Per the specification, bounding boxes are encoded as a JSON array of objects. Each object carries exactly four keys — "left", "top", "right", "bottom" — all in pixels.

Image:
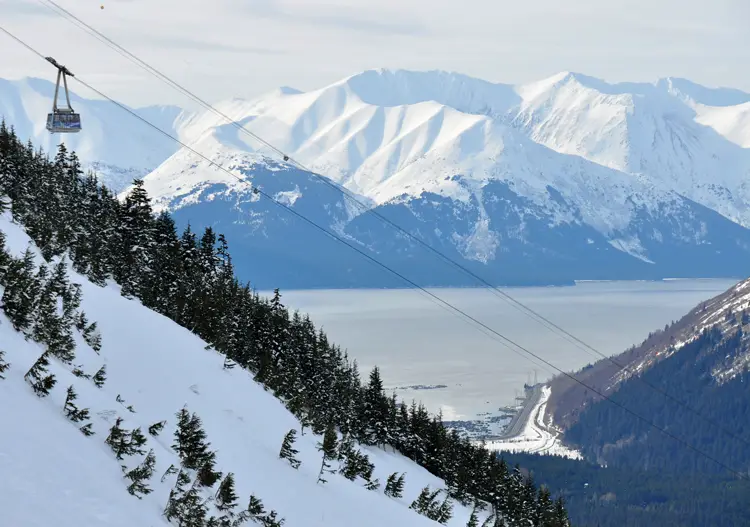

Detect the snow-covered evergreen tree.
[
  {"left": 149, "top": 420, "right": 166, "bottom": 436},
  {"left": 466, "top": 508, "right": 480, "bottom": 527},
  {"left": 24, "top": 351, "right": 56, "bottom": 396},
  {"left": 105, "top": 417, "right": 130, "bottom": 460},
  {"left": 278, "top": 429, "right": 301, "bottom": 469},
  {"left": 384, "top": 472, "right": 405, "bottom": 498},
  {"left": 317, "top": 425, "right": 338, "bottom": 484},
  {"left": 63, "top": 385, "right": 91, "bottom": 423},
  {"left": 125, "top": 449, "right": 156, "bottom": 498},
  {"left": 92, "top": 364, "right": 107, "bottom": 388}
]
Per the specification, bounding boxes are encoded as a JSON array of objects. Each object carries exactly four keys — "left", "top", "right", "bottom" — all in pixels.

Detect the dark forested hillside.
[
  {"left": 566, "top": 323, "right": 750, "bottom": 474},
  {"left": 536, "top": 274, "right": 750, "bottom": 526},
  {"left": 501, "top": 452, "right": 750, "bottom": 527},
  {"left": 0, "top": 121, "right": 570, "bottom": 526}
]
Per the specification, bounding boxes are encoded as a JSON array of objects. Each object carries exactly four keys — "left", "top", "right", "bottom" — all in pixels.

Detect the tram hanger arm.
[{"left": 45, "top": 56, "right": 75, "bottom": 77}]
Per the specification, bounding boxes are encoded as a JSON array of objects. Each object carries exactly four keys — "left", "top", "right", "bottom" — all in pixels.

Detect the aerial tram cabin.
[{"left": 45, "top": 56, "right": 81, "bottom": 134}]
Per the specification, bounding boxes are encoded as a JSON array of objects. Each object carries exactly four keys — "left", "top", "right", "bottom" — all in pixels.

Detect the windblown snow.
[{"left": 0, "top": 213, "right": 484, "bottom": 527}]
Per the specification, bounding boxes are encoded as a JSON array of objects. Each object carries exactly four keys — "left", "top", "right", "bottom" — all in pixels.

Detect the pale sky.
[{"left": 1, "top": 0, "right": 749, "bottom": 108}]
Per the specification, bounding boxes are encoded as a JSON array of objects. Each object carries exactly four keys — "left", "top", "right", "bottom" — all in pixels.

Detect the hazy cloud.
[
  {"left": 229, "top": 0, "right": 428, "bottom": 36},
  {"left": 136, "top": 33, "right": 286, "bottom": 55}
]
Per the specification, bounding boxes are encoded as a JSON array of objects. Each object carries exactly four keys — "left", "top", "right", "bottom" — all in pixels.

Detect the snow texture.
[{"left": 0, "top": 212, "right": 487, "bottom": 527}]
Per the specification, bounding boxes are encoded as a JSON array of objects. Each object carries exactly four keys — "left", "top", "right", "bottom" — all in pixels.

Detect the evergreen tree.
[
  {"left": 63, "top": 385, "right": 91, "bottom": 422},
  {"left": 164, "top": 469, "right": 208, "bottom": 527},
  {"left": 361, "top": 367, "right": 390, "bottom": 446},
  {"left": 24, "top": 351, "right": 56, "bottom": 396},
  {"left": 435, "top": 495, "right": 454, "bottom": 524},
  {"left": 466, "top": 508, "right": 480, "bottom": 527},
  {"left": 149, "top": 420, "right": 166, "bottom": 436},
  {"left": 173, "top": 407, "right": 212, "bottom": 469},
  {"left": 337, "top": 436, "right": 375, "bottom": 482},
  {"left": 1, "top": 249, "right": 38, "bottom": 331},
  {"left": 384, "top": 472, "right": 405, "bottom": 498},
  {"left": 130, "top": 427, "right": 148, "bottom": 456},
  {"left": 93, "top": 364, "right": 107, "bottom": 388},
  {"left": 317, "top": 424, "right": 338, "bottom": 484},
  {"left": 196, "top": 454, "right": 223, "bottom": 488},
  {"left": 278, "top": 429, "right": 301, "bottom": 469},
  {"left": 552, "top": 497, "right": 570, "bottom": 527},
  {"left": 79, "top": 422, "right": 94, "bottom": 436},
  {"left": 0, "top": 350, "right": 9, "bottom": 379},
  {"left": 172, "top": 406, "right": 222, "bottom": 486},
  {"left": 410, "top": 486, "right": 441, "bottom": 517},
  {"left": 105, "top": 417, "right": 134, "bottom": 460},
  {"left": 118, "top": 179, "right": 155, "bottom": 299},
  {"left": 216, "top": 473, "right": 239, "bottom": 512},
  {"left": 125, "top": 449, "right": 156, "bottom": 498}
]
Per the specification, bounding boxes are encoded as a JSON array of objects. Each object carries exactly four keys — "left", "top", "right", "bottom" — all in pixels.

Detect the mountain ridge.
[{"left": 3, "top": 69, "right": 750, "bottom": 288}]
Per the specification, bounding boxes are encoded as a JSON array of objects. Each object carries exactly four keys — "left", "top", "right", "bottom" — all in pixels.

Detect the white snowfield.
[
  {"left": 4, "top": 68, "right": 750, "bottom": 230},
  {"left": 0, "top": 213, "right": 484, "bottom": 527},
  {"left": 485, "top": 387, "right": 581, "bottom": 460}
]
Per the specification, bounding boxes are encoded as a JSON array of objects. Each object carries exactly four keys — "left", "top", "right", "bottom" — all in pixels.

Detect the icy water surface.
[{"left": 271, "top": 280, "right": 738, "bottom": 419}]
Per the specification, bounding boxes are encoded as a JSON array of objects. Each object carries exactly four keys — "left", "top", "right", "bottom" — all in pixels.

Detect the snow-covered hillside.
[
  {"left": 5, "top": 69, "right": 750, "bottom": 287},
  {"left": 0, "top": 213, "right": 485, "bottom": 527}
]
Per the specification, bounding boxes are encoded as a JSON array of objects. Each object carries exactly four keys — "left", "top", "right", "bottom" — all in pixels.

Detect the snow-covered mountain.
[
  {"left": 4, "top": 69, "right": 750, "bottom": 288},
  {"left": 0, "top": 211, "right": 491, "bottom": 526}
]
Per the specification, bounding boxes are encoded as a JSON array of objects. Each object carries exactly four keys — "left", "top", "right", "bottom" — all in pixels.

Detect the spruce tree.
[
  {"left": 278, "top": 429, "right": 301, "bottom": 469},
  {"left": 105, "top": 417, "right": 132, "bottom": 460},
  {"left": 0, "top": 350, "right": 9, "bottom": 379},
  {"left": 384, "top": 472, "right": 405, "bottom": 498},
  {"left": 362, "top": 367, "right": 390, "bottom": 446},
  {"left": 216, "top": 473, "right": 239, "bottom": 512},
  {"left": 24, "top": 351, "right": 56, "bottom": 396},
  {"left": 92, "top": 364, "right": 107, "bottom": 388},
  {"left": 130, "top": 427, "right": 148, "bottom": 456},
  {"left": 63, "top": 385, "right": 91, "bottom": 422},
  {"left": 552, "top": 497, "right": 570, "bottom": 527},
  {"left": 466, "top": 508, "right": 480, "bottom": 527},
  {"left": 118, "top": 179, "right": 155, "bottom": 299},
  {"left": 435, "top": 495, "right": 454, "bottom": 524},
  {"left": 2, "top": 249, "right": 38, "bottom": 331},
  {"left": 196, "top": 454, "right": 223, "bottom": 488},
  {"left": 317, "top": 424, "right": 338, "bottom": 484},
  {"left": 125, "top": 449, "right": 156, "bottom": 498},
  {"left": 149, "top": 420, "right": 166, "bottom": 436}
]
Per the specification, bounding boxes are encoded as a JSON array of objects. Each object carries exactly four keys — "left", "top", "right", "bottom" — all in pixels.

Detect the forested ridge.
[
  {"left": 502, "top": 452, "right": 750, "bottom": 527},
  {"left": 566, "top": 322, "right": 750, "bottom": 474},
  {"left": 0, "top": 121, "right": 570, "bottom": 526}
]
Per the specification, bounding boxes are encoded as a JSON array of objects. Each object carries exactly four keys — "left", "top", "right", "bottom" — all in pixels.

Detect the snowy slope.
[
  {"left": 0, "top": 213, "right": 484, "bottom": 527},
  {"left": 0, "top": 77, "right": 194, "bottom": 192},
  {"left": 513, "top": 72, "right": 750, "bottom": 227}
]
